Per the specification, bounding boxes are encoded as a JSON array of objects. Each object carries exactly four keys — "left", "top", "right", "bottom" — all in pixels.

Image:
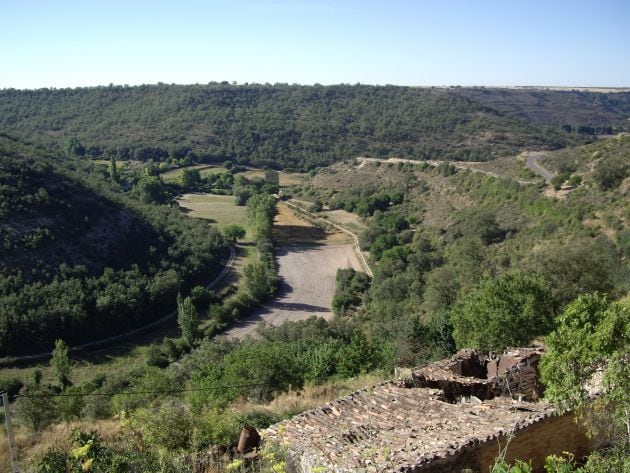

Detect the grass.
[
  {"left": 273, "top": 202, "right": 351, "bottom": 245},
  {"left": 160, "top": 165, "right": 306, "bottom": 186},
  {"left": 242, "top": 170, "right": 306, "bottom": 186},
  {"left": 176, "top": 193, "right": 253, "bottom": 242},
  {"left": 160, "top": 164, "right": 229, "bottom": 182}
]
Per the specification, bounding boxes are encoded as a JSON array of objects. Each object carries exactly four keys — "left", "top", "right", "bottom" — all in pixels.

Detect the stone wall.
[{"left": 479, "top": 412, "right": 598, "bottom": 472}]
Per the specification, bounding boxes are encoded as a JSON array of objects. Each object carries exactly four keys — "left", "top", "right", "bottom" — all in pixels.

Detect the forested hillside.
[
  {"left": 455, "top": 88, "right": 630, "bottom": 132},
  {"left": 0, "top": 135, "right": 228, "bottom": 355},
  {"left": 0, "top": 84, "right": 581, "bottom": 170},
  {"left": 294, "top": 134, "right": 629, "bottom": 362}
]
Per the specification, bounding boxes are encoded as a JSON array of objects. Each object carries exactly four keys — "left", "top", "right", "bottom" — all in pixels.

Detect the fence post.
[{"left": 2, "top": 392, "right": 19, "bottom": 473}]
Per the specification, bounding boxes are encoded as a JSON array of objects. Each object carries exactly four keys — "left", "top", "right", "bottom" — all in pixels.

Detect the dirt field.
[
  {"left": 222, "top": 244, "right": 363, "bottom": 339},
  {"left": 273, "top": 202, "right": 351, "bottom": 245}
]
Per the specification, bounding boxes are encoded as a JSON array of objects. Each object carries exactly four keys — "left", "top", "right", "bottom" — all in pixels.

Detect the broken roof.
[{"left": 263, "top": 348, "right": 553, "bottom": 472}]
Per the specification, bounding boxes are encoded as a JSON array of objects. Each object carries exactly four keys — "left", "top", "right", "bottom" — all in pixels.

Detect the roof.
[
  {"left": 263, "top": 348, "right": 553, "bottom": 472},
  {"left": 264, "top": 381, "right": 556, "bottom": 472}
]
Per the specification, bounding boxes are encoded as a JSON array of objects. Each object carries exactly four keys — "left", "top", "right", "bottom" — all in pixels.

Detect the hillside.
[
  {"left": 0, "top": 135, "right": 227, "bottom": 355},
  {"left": 291, "top": 139, "right": 629, "bottom": 357},
  {"left": 0, "top": 84, "right": 582, "bottom": 170},
  {"left": 454, "top": 87, "right": 630, "bottom": 132}
]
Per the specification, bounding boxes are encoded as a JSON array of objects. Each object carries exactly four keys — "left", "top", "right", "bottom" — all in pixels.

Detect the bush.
[{"left": 451, "top": 271, "right": 553, "bottom": 351}]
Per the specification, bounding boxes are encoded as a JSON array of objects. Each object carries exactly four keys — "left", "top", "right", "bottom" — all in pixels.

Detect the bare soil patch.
[
  {"left": 222, "top": 244, "right": 363, "bottom": 339},
  {"left": 273, "top": 202, "right": 350, "bottom": 245}
]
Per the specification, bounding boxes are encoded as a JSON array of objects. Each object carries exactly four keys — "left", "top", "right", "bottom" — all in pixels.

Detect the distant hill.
[
  {"left": 454, "top": 87, "right": 630, "bottom": 132},
  {"left": 0, "top": 135, "right": 227, "bottom": 355},
  {"left": 0, "top": 84, "right": 583, "bottom": 170}
]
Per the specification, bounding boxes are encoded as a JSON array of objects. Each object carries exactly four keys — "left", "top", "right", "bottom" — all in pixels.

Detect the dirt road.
[
  {"left": 524, "top": 151, "right": 555, "bottom": 183},
  {"left": 222, "top": 244, "right": 363, "bottom": 339}
]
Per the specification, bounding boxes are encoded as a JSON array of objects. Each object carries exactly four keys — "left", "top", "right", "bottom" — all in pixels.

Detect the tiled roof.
[{"left": 263, "top": 348, "right": 553, "bottom": 472}]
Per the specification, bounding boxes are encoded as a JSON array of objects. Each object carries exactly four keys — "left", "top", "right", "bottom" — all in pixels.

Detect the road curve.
[
  {"left": 524, "top": 152, "right": 555, "bottom": 183},
  {"left": 0, "top": 246, "right": 237, "bottom": 364}
]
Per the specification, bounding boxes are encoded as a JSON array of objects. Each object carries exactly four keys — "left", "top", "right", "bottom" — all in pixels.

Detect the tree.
[
  {"left": 15, "top": 384, "right": 58, "bottom": 431},
  {"left": 337, "top": 331, "right": 383, "bottom": 377},
  {"left": 135, "top": 176, "right": 168, "bottom": 204},
  {"left": 64, "top": 137, "right": 85, "bottom": 157},
  {"left": 244, "top": 262, "right": 276, "bottom": 300},
  {"left": 593, "top": 156, "right": 629, "bottom": 190},
  {"left": 422, "top": 265, "right": 461, "bottom": 314},
  {"left": 179, "top": 168, "right": 202, "bottom": 190},
  {"left": 310, "top": 200, "right": 323, "bottom": 213},
  {"left": 51, "top": 339, "right": 71, "bottom": 389},
  {"left": 177, "top": 294, "right": 199, "bottom": 345},
  {"left": 109, "top": 155, "right": 118, "bottom": 182},
  {"left": 222, "top": 224, "right": 246, "bottom": 244},
  {"left": 264, "top": 169, "right": 280, "bottom": 186},
  {"left": 451, "top": 271, "right": 553, "bottom": 351},
  {"left": 521, "top": 237, "right": 617, "bottom": 312},
  {"left": 539, "top": 294, "right": 629, "bottom": 444}
]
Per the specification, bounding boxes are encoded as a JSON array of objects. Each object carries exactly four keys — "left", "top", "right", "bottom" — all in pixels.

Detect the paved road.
[{"left": 524, "top": 152, "right": 555, "bottom": 183}]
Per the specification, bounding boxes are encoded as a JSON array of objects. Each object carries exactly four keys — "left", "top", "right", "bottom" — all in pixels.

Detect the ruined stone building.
[{"left": 264, "top": 348, "right": 599, "bottom": 473}]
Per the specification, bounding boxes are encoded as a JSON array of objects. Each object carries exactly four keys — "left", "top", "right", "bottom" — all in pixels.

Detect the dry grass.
[
  {"left": 1, "top": 419, "right": 122, "bottom": 473},
  {"left": 320, "top": 209, "right": 367, "bottom": 234},
  {"left": 237, "top": 373, "right": 386, "bottom": 419},
  {"left": 242, "top": 170, "right": 306, "bottom": 186}
]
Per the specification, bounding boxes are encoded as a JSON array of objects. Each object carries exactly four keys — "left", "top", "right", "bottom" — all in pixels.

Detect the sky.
[{"left": 1, "top": 0, "right": 629, "bottom": 89}]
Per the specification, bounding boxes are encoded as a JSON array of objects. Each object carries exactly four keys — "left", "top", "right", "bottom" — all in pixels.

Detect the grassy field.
[
  {"left": 242, "top": 169, "right": 307, "bottom": 186},
  {"left": 160, "top": 164, "right": 306, "bottom": 186},
  {"left": 273, "top": 202, "right": 351, "bottom": 245},
  {"left": 176, "top": 193, "right": 254, "bottom": 242},
  {"left": 160, "top": 164, "right": 229, "bottom": 182}
]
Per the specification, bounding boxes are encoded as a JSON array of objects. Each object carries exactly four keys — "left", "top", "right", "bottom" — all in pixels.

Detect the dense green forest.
[
  {"left": 0, "top": 135, "right": 228, "bottom": 355},
  {"left": 0, "top": 84, "right": 587, "bottom": 170}
]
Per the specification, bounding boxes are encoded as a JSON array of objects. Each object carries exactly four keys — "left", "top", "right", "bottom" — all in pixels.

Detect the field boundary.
[{"left": 284, "top": 200, "right": 373, "bottom": 277}]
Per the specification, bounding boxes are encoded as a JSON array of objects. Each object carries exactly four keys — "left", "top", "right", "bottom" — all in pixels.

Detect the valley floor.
[{"left": 222, "top": 244, "right": 362, "bottom": 339}]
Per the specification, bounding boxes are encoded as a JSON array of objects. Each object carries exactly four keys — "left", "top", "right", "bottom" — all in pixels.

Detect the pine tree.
[
  {"left": 177, "top": 294, "right": 199, "bottom": 345},
  {"left": 51, "top": 339, "right": 72, "bottom": 389},
  {"left": 109, "top": 155, "right": 119, "bottom": 182}
]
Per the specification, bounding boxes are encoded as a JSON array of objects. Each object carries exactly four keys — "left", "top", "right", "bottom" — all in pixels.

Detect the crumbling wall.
[
  {"left": 411, "top": 348, "right": 544, "bottom": 403},
  {"left": 479, "top": 412, "right": 597, "bottom": 472}
]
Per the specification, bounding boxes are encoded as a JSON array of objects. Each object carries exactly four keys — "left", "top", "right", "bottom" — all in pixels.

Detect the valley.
[{"left": 0, "top": 85, "right": 628, "bottom": 473}]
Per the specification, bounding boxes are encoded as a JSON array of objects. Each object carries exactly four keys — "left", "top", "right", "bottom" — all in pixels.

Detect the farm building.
[{"left": 263, "top": 348, "right": 601, "bottom": 472}]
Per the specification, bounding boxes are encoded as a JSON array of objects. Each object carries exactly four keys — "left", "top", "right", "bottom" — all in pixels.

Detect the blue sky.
[{"left": 1, "top": 0, "right": 629, "bottom": 89}]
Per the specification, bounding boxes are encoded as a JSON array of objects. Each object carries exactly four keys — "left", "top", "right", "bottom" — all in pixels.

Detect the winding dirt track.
[
  {"left": 222, "top": 244, "right": 363, "bottom": 339},
  {"left": 524, "top": 151, "right": 555, "bottom": 183}
]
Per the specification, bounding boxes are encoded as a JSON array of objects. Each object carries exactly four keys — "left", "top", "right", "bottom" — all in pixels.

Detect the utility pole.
[{"left": 1, "top": 392, "right": 19, "bottom": 473}]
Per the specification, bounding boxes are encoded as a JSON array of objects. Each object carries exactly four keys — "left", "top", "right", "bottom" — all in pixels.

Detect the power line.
[{"left": 14, "top": 381, "right": 268, "bottom": 398}]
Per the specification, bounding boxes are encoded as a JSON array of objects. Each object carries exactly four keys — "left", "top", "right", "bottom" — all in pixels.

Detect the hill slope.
[
  {"left": 0, "top": 135, "right": 227, "bottom": 355},
  {"left": 0, "top": 84, "right": 580, "bottom": 170}
]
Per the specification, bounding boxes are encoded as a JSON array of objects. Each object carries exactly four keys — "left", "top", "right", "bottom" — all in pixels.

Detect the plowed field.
[{"left": 223, "top": 244, "right": 363, "bottom": 338}]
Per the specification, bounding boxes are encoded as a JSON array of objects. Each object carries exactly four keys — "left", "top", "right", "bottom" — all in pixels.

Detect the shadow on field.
[{"left": 273, "top": 224, "right": 327, "bottom": 244}]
